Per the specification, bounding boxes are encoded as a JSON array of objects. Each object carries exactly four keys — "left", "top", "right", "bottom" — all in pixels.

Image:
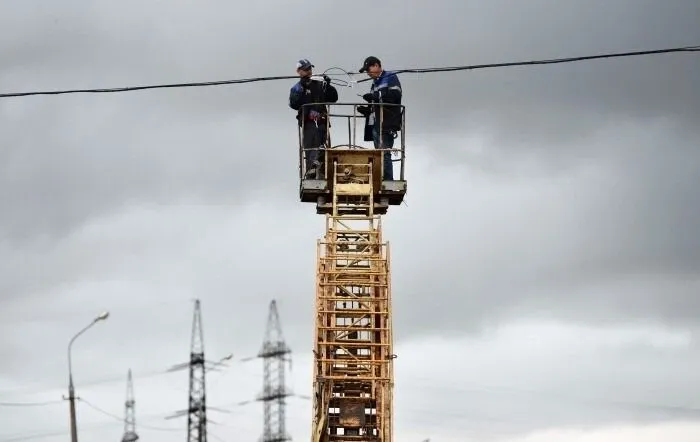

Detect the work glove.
[
  {"left": 323, "top": 75, "right": 331, "bottom": 84},
  {"left": 362, "top": 93, "right": 375, "bottom": 102},
  {"left": 357, "top": 105, "right": 372, "bottom": 116}
]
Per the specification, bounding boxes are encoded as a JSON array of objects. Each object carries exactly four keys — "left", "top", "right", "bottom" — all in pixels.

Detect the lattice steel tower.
[
  {"left": 257, "top": 299, "right": 292, "bottom": 442},
  {"left": 121, "top": 369, "right": 139, "bottom": 442},
  {"left": 298, "top": 102, "right": 407, "bottom": 442},
  {"left": 187, "top": 299, "right": 208, "bottom": 442}
]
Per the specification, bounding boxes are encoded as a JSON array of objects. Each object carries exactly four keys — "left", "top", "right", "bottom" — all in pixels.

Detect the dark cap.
[
  {"left": 359, "top": 56, "right": 381, "bottom": 73},
  {"left": 296, "top": 58, "right": 314, "bottom": 70}
]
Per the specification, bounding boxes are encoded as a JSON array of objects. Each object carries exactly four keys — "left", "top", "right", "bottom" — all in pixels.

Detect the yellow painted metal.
[{"left": 310, "top": 151, "right": 394, "bottom": 442}]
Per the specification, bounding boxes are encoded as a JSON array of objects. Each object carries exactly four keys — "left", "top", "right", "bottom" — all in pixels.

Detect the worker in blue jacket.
[
  {"left": 358, "top": 56, "right": 402, "bottom": 181},
  {"left": 289, "top": 58, "right": 338, "bottom": 179}
]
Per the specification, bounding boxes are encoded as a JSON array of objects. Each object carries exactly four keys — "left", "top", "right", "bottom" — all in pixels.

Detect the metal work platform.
[{"left": 297, "top": 103, "right": 407, "bottom": 215}]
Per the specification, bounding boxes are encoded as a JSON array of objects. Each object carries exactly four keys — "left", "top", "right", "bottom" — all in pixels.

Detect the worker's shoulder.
[
  {"left": 373, "top": 70, "right": 401, "bottom": 89},
  {"left": 384, "top": 70, "right": 401, "bottom": 82}
]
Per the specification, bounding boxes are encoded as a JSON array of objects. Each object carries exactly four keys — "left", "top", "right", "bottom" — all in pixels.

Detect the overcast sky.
[{"left": 1, "top": 0, "right": 700, "bottom": 441}]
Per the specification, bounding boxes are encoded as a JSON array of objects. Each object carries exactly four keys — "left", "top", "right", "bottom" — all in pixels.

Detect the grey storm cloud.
[
  {"left": 1, "top": 0, "right": 700, "bottom": 440},
  {"left": 391, "top": 121, "right": 700, "bottom": 335},
  {"left": 1, "top": 0, "right": 697, "bottom": 240}
]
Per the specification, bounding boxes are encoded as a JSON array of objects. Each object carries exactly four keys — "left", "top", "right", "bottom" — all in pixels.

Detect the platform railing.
[{"left": 297, "top": 102, "right": 406, "bottom": 182}]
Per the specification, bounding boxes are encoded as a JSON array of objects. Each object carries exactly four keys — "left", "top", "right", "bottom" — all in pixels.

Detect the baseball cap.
[
  {"left": 359, "top": 56, "right": 381, "bottom": 73},
  {"left": 296, "top": 58, "right": 314, "bottom": 70}
]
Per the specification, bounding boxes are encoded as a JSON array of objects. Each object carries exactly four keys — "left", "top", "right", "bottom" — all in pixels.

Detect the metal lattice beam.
[
  {"left": 258, "top": 300, "right": 292, "bottom": 442},
  {"left": 311, "top": 156, "right": 395, "bottom": 442},
  {"left": 121, "top": 369, "right": 139, "bottom": 442},
  {"left": 187, "top": 299, "right": 207, "bottom": 442}
]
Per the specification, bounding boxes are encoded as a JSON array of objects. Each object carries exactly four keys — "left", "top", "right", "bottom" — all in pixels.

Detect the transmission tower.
[
  {"left": 187, "top": 299, "right": 208, "bottom": 442},
  {"left": 256, "top": 299, "right": 292, "bottom": 442},
  {"left": 121, "top": 369, "right": 139, "bottom": 442},
  {"left": 298, "top": 102, "right": 406, "bottom": 441}
]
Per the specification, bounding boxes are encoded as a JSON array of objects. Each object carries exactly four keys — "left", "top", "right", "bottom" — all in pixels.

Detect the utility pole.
[
  {"left": 68, "top": 377, "right": 78, "bottom": 442},
  {"left": 66, "top": 311, "right": 110, "bottom": 442},
  {"left": 187, "top": 299, "right": 208, "bottom": 442},
  {"left": 257, "top": 299, "right": 292, "bottom": 442},
  {"left": 121, "top": 369, "right": 139, "bottom": 442}
]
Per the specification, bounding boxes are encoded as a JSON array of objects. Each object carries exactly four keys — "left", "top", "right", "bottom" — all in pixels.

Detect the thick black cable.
[
  {"left": 0, "top": 74, "right": 297, "bottom": 98},
  {"left": 356, "top": 44, "right": 700, "bottom": 81},
  {"left": 0, "top": 45, "right": 697, "bottom": 98}
]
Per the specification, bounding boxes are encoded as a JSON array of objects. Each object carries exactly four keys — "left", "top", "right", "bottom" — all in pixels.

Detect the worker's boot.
[
  {"left": 309, "top": 160, "right": 321, "bottom": 179},
  {"left": 305, "top": 160, "right": 319, "bottom": 179}
]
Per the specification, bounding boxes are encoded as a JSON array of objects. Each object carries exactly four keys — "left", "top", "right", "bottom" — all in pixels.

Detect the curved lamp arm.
[{"left": 67, "top": 312, "right": 110, "bottom": 385}]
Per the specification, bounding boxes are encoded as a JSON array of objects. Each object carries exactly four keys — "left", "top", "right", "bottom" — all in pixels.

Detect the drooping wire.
[
  {"left": 0, "top": 44, "right": 697, "bottom": 98},
  {"left": 78, "top": 397, "right": 181, "bottom": 432},
  {"left": 322, "top": 66, "right": 358, "bottom": 89}
]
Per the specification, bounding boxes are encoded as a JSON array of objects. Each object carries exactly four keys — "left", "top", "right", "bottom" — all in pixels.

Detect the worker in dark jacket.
[
  {"left": 359, "top": 56, "right": 402, "bottom": 181},
  {"left": 289, "top": 58, "right": 339, "bottom": 179}
]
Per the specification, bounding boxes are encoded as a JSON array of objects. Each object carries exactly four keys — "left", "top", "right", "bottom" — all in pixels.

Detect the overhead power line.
[
  {"left": 0, "top": 44, "right": 698, "bottom": 99},
  {"left": 0, "top": 400, "right": 63, "bottom": 407},
  {"left": 79, "top": 397, "right": 181, "bottom": 432},
  {"left": 4, "top": 380, "right": 700, "bottom": 441},
  {"left": 381, "top": 44, "right": 700, "bottom": 77}
]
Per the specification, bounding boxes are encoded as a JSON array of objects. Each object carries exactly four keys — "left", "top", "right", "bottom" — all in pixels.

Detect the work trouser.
[
  {"left": 302, "top": 118, "right": 328, "bottom": 178},
  {"left": 372, "top": 126, "right": 395, "bottom": 181}
]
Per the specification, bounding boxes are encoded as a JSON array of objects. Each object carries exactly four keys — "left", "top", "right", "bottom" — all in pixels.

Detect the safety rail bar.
[{"left": 297, "top": 102, "right": 406, "bottom": 182}]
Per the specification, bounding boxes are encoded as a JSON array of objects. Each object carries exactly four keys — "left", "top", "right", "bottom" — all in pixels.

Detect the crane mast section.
[{"left": 311, "top": 162, "right": 394, "bottom": 442}]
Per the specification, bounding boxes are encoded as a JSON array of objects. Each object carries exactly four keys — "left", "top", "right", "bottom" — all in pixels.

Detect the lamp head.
[{"left": 95, "top": 311, "right": 110, "bottom": 321}]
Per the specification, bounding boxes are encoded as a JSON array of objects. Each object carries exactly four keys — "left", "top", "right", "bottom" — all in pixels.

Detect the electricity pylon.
[
  {"left": 121, "top": 369, "right": 138, "bottom": 442},
  {"left": 257, "top": 300, "right": 292, "bottom": 442}
]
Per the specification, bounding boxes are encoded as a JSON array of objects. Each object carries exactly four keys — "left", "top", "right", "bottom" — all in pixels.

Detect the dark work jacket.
[
  {"left": 368, "top": 70, "right": 403, "bottom": 132},
  {"left": 289, "top": 76, "right": 339, "bottom": 127}
]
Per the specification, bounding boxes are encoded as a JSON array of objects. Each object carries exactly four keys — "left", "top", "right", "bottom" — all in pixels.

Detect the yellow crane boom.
[{"left": 299, "top": 103, "right": 406, "bottom": 442}]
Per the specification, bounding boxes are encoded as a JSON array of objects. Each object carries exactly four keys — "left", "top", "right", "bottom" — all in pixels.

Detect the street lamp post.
[{"left": 68, "top": 311, "right": 110, "bottom": 442}]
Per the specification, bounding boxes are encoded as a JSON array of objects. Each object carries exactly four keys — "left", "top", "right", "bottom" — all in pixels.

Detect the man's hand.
[
  {"left": 362, "top": 92, "right": 375, "bottom": 102},
  {"left": 357, "top": 105, "right": 372, "bottom": 116},
  {"left": 323, "top": 75, "right": 331, "bottom": 84}
]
